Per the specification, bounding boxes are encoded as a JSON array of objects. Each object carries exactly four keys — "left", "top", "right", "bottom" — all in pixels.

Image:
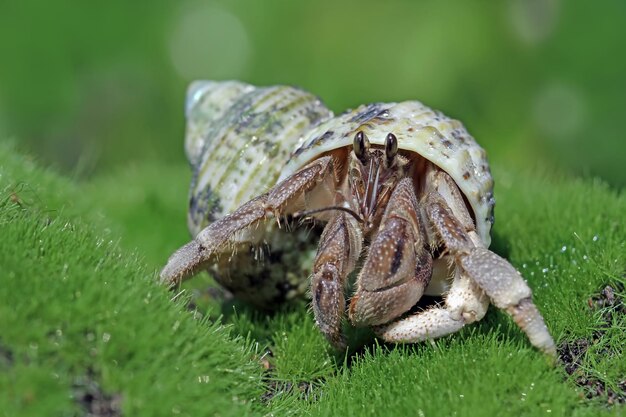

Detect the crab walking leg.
[
  {"left": 379, "top": 169, "right": 556, "bottom": 357},
  {"left": 375, "top": 267, "right": 488, "bottom": 341},
  {"left": 160, "top": 156, "right": 336, "bottom": 286},
  {"left": 311, "top": 213, "right": 363, "bottom": 348},
  {"left": 349, "top": 178, "right": 433, "bottom": 327},
  {"left": 375, "top": 174, "right": 487, "bottom": 340}
]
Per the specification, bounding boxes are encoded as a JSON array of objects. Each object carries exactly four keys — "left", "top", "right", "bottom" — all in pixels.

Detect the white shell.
[
  {"left": 279, "top": 101, "right": 495, "bottom": 245},
  {"left": 185, "top": 80, "right": 333, "bottom": 236},
  {"left": 183, "top": 81, "right": 334, "bottom": 305}
]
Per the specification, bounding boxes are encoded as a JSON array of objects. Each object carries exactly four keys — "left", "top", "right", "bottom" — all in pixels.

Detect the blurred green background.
[{"left": 0, "top": 0, "right": 624, "bottom": 185}]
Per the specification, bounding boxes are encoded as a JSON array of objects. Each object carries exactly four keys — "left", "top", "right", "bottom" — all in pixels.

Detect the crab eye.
[
  {"left": 353, "top": 131, "right": 370, "bottom": 161},
  {"left": 385, "top": 132, "right": 398, "bottom": 162}
]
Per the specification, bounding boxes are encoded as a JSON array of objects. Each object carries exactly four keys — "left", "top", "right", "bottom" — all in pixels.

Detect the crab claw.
[{"left": 459, "top": 247, "right": 557, "bottom": 358}]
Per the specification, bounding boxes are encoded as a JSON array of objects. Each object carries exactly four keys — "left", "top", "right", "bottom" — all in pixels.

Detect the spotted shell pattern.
[
  {"left": 184, "top": 81, "right": 495, "bottom": 305},
  {"left": 280, "top": 101, "right": 495, "bottom": 245},
  {"left": 185, "top": 80, "right": 333, "bottom": 235},
  {"left": 185, "top": 81, "right": 333, "bottom": 305}
]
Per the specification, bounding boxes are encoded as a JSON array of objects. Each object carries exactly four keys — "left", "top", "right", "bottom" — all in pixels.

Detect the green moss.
[
  {"left": 270, "top": 309, "right": 335, "bottom": 383},
  {"left": 1, "top": 143, "right": 624, "bottom": 416},
  {"left": 307, "top": 341, "right": 582, "bottom": 417},
  {"left": 0, "top": 144, "right": 263, "bottom": 416}
]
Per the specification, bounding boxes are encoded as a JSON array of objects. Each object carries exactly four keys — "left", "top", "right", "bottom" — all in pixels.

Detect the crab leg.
[
  {"left": 160, "top": 156, "right": 337, "bottom": 286},
  {"left": 349, "top": 177, "right": 433, "bottom": 327},
  {"left": 425, "top": 171, "right": 556, "bottom": 357},
  {"left": 378, "top": 170, "right": 555, "bottom": 357},
  {"left": 311, "top": 212, "right": 362, "bottom": 348},
  {"left": 375, "top": 266, "right": 488, "bottom": 341},
  {"left": 374, "top": 178, "right": 489, "bottom": 341},
  {"left": 370, "top": 176, "right": 488, "bottom": 343},
  {"left": 389, "top": 169, "right": 555, "bottom": 356}
]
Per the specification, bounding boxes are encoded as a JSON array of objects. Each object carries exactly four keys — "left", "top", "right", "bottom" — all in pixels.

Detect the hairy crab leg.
[
  {"left": 374, "top": 174, "right": 489, "bottom": 341},
  {"left": 377, "top": 169, "right": 555, "bottom": 357},
  {"left": 160, "top": 156, "right": 336, "bottom": 286},
  {"left": 425, "top": 170, "right": 555, "bottom": 356},
  {"left": 349, "top": 177, "right": 433, "bottom": 327},
  {"left": 311, "top": 212, "right": 363, "bottom": 348},
  {"left": 375, "top": 266, "right": 488, "bottom": 341}
]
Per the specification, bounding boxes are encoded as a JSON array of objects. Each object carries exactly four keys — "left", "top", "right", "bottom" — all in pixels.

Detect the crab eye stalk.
[
  {"left": 353, "top": 131, "right": 370, "bottom": 161},
  {"left": 385, "top": 132, "right": 398, "bottom": 164}
]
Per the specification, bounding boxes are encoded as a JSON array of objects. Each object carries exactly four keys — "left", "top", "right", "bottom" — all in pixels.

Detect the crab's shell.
[
  {"left": 280, "top": 101, "right": 495, "bottom": 246},
  {"left": 184, "top": 81, "right": 333, "bottom": 305},
  {"left": 184, "top": 80, "right": 333, "bottom": 236},
  {"left": 183, "top": 81, "right": 495, "bottom": 305}
]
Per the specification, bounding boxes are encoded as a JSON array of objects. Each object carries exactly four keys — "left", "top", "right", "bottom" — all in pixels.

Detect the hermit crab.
[{"left": 161, "top": 81, "right": 556, "bottom": 356}]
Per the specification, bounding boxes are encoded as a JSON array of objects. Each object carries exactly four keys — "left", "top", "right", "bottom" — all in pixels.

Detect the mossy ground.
[{"left": 1, "top": 142, "right": 624, "bottom": 416}]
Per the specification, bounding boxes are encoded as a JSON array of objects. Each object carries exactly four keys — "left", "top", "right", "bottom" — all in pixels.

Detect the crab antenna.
[{"left": 293, "top": 206, "right": 364, "bottom": 223}]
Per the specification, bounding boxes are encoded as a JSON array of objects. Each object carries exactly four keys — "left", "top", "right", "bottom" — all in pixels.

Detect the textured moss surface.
[{"left": 1, "top": 143, "right": 624, "bottom": 416}]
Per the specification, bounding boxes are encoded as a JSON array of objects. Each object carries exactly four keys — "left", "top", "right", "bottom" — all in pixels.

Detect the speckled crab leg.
[
  {"left": 160, "top": 156, "right": 336, "bottom": 286},
  {"left": 311, "top": 212, "right": 362, "bottom": 349},
  {"left": 376, "top": 266, "right": 489, "bottom": 342},
  {"left": 378, "top": 170, "right": 556, "bottom": 357}
]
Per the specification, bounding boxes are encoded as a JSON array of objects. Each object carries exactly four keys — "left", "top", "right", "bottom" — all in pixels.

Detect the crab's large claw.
[
  {"left": 459, "top": 248, "right": 556, "bottom": 357},
  {"left": 349, "top": 178, "right": 433, "bottom": 328}
]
